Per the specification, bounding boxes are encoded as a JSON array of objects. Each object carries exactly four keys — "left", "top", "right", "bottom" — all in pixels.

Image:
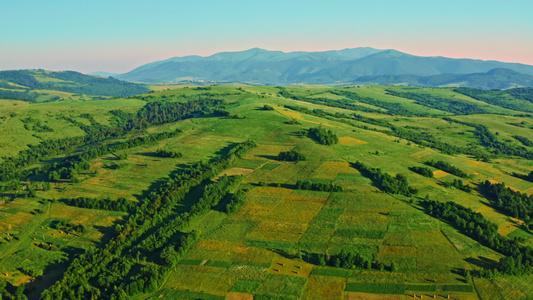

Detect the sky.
[{"left": 1, "top": 0, "right": 533, "bottom": 74}]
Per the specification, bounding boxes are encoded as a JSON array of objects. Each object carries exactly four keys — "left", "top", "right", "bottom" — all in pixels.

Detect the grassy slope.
[{"left": 0, "top": 85, "right": 532, "bottom": 299}]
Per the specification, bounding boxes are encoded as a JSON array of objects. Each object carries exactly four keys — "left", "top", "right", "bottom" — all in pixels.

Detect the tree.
[{"left": 390, "top": 262, "right": 397, "bottom": 272}]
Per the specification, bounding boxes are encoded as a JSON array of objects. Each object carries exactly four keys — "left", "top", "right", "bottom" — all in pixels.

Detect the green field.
[{"left": 0, "top": 85, "right": 532, "bottom": 299}]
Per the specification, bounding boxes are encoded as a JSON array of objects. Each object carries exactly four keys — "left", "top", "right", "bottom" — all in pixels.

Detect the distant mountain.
[
  {"left": 115, "top": 48, "right": 533, "bottom": 88},
  {"left": 0, "top": 70, "right": 149, "bottom": 101},
  {"left": 87, "top": 71, "right": 119, "bottom": 77},
  {"left": 352, "top": 68, "right": 533, "bottom": 89}
]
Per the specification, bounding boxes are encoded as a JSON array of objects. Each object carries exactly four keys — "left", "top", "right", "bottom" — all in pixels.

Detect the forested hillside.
[{"left": 0, "top": 70, "right": 148, "bottom": 102}]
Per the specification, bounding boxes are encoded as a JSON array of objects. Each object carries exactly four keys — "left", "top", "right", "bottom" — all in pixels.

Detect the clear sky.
[{"left": 2, "top": 0, "right": 532, "bottom": 73}]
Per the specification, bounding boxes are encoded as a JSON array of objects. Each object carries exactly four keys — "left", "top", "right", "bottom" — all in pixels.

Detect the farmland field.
[{"left": 0, "top": 85, "right": 532, "bottom": 299}]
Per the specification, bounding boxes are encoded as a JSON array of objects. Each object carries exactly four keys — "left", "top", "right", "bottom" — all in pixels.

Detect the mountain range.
[{"left": 113, "top": 47, "right": 533, "bottom": 89}]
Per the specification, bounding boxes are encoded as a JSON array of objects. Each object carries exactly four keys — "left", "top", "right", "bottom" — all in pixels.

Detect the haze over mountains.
[{"left": 113, "top": 47, "right": 533, "bottom": 89}]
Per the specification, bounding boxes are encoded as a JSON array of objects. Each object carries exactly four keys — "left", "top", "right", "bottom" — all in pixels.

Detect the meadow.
[{"left": 0, "top": 84, "right": 532, "bottom": 299}]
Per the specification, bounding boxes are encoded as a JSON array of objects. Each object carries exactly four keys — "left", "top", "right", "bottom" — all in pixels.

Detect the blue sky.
[{"left": 2, "top": 0, "right": 532, "bottom": 73}]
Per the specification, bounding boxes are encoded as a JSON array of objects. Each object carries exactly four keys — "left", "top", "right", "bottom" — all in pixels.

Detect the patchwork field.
[{"left": 0, "top": 85, "right": 532, "bottom": 299}]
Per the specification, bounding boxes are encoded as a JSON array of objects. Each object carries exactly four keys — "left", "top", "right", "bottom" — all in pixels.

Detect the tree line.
[
  {"left": 283, "top": 104, "right": 489, "bottom": 159},
  {"left": 511, "top": 171, "right": 533, "bottom": 183},
  {"left": 409, "top": 166, "right": 434, "bottom": 178},
  {"left": 276, "top": 87, "right": 382, "bottom": 114},
  {"left": 424, "top": 160, "right": 468, "bottom": 178},
  {"left": 480, "top": 180, "right": 533, "bottom": 223},
  {"left": 352, "top": 161, "right": 417, "bottom": 196},
  {"left": 295, "top": 180, "right": 343, "bottom": 192},
  {"left": 155, "top": 149, "right": 183, "bottom": 158},
  {"left": 0, "top": 97, "right": 225, "bottom": 183},
  {"left": 473, "top": 124, "right": 533, "bottom": 159},
  {"left": 455, "top": 87, "right": 533, "bottom": 113},
  {"left": 385, "top": 89, "right": 485, "bottom": 115},
  {"left": 442, "top": 179, "right": 472, "bottom": 193},
  {"left": 423, "top": 200, "right": 533, "bottom": 276},
  {"left": 40, "top": 140, "right": 256, "bottom": 299},
  {"left": 225, "top": 189, "right": 247, "bottom": 214},
  {"left": 513, "top": 135, "right": 533, "bottom": 147},
  {"left": 62, "top": 196, "right": 135, "bottom": 213}
]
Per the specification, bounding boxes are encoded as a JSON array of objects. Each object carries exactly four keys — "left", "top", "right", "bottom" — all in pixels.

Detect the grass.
[
  {"left": 1, "top": 85, "right": 533, "bottom": 298},
  {"left": 344, "top": 282, "right": 405, "bottom": 294},
  {"left": 310, "top": 268, "right": 352, "bottom": 278},
  {"left": 257, "top": 274, "right": 308, "bottom": 298},
  {"left": 230, "top": 279, "right": 262, "bottom": 293}
]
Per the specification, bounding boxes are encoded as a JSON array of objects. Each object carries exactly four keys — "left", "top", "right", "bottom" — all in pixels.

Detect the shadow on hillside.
[{"left": 464, "top": 256, "right": 497, "bottom": 269}]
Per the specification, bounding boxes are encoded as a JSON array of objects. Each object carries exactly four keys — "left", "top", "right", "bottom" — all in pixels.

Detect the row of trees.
[
  {"left": 480, "top": 180, "right": 533, "bottom": 222},
  {"left": 41, "top": 140, "right": 256, "bottom": 299},
  {"left": 155, "top": 149, "right": 183, "bottom": 158},
  {"left": 442, "top": 179, "right": 472, "bottom": 193},
  {"left": 473, "top": 124, "right": 533, "bottom": 159},
  {"left": 283, "top": 104, "right": 489, "bottom": 159},
  {"left": 423, "top": 200, "right": 533, "bottom": 275},
  {"left": 63, "top": 196, "right": 135, "bottom": 212},
  {"left": 512, "top": 171, "right": 533, "bottom": 183},
  {"left": 0, "top": 97, "right": 226, "bottom": 183},
  {"left": 409, "top": 166, "right": 434, "bottom": 178},
  {"left": 385, "top": 89, "right": 485, "bottom": 115},
  {"left": 276, "top": 87, "right": 382, "bottom": 114},
  {"left": 352, "top": 161, "right": 417, "bottom": 196},
  {"left": 225, "top": 190, "right": 247, "bottom": 214},
  {"left": 513, "top": 135, "right": 533, "bottom": 147},
  {"left": 295, "top": 180, "right": 343, "bottom": 192},
  {"left": 455, "top": 87, "right": 533, "bottom": 113},
  {"left": 425, "top": 160, "right": 468, "bottom": 178}
]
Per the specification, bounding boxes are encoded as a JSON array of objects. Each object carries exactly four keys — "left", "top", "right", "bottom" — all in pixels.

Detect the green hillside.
[
  {"left": 0, "top": 85, "right": 532, "bottom": 300},
  {"left": 0, "top": 70, "right": 149, "bottom": 102}
]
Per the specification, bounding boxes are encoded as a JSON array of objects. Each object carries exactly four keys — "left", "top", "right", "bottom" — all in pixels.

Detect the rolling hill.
[
  {"left": 0, "top": 69, "right": 149, "bottom": 102},
  {"left": 0, "top": 85, "right": 533, "bottom": 299},
  {"left": 116, "top": 47, "right": 533, "bottom": 88},
  {"left": 352, "top": 68, "right": 533, "bottom": 89}
]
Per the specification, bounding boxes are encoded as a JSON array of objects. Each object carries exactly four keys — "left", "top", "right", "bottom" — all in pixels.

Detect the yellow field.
[
  {"left": 433, "top": 170, "right": 450, "bottom": 178},
  {"left": 0, "top": 212, "right": 34, "bottom": 234},
  {"left": 274, "top": 107, "right": 343, "bottom": 128},
  {"left": 217, "top": 168, "right": 255, "bottom": 178},
  {"left": 338, "top": 136, "right": 368, "bottom": 146},
  {"left": 227, "top": 292, "right": 254, "bottom": 300},
  {"left": 303, "top": 276, "right": 346, "bottom": 300}
]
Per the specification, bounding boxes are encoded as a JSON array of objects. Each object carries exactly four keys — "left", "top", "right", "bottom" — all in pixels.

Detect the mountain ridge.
[{"left": 115, "top": 47, "right": 533, "bottom": 88}]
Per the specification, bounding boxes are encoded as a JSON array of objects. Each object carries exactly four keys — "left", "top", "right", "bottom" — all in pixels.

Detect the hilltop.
[{"left": 0, "top": 69, "right": 149, "bottom": 102}]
